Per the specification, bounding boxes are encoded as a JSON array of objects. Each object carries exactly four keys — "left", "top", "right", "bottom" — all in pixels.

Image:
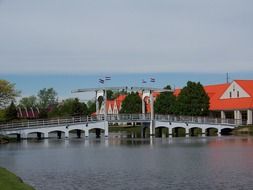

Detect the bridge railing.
[
  {"left": 0, "top": 115, "right": 106, "bottom": 130},
  {"left": 107, "top": 114, "right": 150, "bottom": 121},
  {"left": 155, "top": 114, "right": 239, "bottom": 125}
]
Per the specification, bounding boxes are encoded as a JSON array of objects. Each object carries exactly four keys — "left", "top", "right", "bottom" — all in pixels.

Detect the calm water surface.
[{"left": 1, "top": 136, "right": 253, "bottom": 190}]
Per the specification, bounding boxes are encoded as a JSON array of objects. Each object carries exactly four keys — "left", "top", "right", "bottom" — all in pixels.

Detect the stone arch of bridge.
[
  {"left": 172, "top": 126, "right": 186, "bottom": 137},
  {"left": 88, "top": 128, "right": 105, "bottom": 138},
  {"left": 68, "top": 128, "right": 86, "bottom": 138},
  {"left": 26, "top": 131, "right": 46, "bottom": 139},
  {"left": 48, "top": 130, "right": 66, "bottom": 139},
  {"left": 155, "top": 126, "right": 169, "bottom": 138},
  {"left": 189, "top": 127, "right": 202, "bottom": 137},
  {"left": 205, "top": 127, "right": 218, "bottom": 136},
  {"left": 220, "top": 128, "right": 233, "bottom": 135}
]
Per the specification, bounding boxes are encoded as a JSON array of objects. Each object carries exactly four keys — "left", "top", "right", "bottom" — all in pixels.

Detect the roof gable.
[{"left": 220, "top": 81, "right": 250, "bottom": 99}]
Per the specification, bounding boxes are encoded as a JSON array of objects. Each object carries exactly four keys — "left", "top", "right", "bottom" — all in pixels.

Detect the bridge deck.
[{"left": 0, "top": 114, "right": 239, "bottom": 131}]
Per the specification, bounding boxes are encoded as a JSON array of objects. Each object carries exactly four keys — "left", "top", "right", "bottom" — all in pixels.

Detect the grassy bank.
[
  {"left": 233, "top": 125, "right": 253, "bottom": 135},
  {"left": 0, "top": 136, "right": 9, "bottom": 144},
  {"left": 0, "top": 167, "right": 35, "bottom": 190}
]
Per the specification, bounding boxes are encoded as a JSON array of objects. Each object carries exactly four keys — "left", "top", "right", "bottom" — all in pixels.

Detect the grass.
[
  {"left": 0, "top": 167, "right": 35, "bottom": 190},
  {"left": 233, "top": 125, "right": 253, "bottom": 135}
]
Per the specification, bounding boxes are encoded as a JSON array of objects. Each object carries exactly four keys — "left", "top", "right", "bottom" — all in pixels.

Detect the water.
[{"left": 1, "top": 136, "right": 253, "bottom": 190}]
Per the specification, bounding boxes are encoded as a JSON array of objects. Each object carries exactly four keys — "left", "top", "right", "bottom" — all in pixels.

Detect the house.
[
  {"left": 17, "top": 107, "right": 40, "bottom": 119},
  {"left": 175, "top": 80, "right": 253, "bottom": 125}
]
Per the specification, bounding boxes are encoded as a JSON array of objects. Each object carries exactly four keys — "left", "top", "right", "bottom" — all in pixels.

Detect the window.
[
  {"left": 237, "top": 91, "right": 240, "bottom": 98},
  {"left": 229, "top": 92, "right": 232, "bottom": 98}
]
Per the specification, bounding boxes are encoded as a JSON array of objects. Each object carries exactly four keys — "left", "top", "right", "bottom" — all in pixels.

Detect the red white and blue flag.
[
  {"left": 150, "top": 78, "right": 155, "bottom": 82},
  {"left": 142, "top": 79, "right": 147, "bottom": 84},
  {"left": 99, "top": 79, "right": 105, "bottom": 84},
  {"left": 105, "top": 76, "right": 111, "bottom": 81}
]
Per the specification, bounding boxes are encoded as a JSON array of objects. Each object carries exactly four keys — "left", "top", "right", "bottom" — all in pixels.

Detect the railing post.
[{"left": 28, "top": 120, "right": 29, "bottom": 127}]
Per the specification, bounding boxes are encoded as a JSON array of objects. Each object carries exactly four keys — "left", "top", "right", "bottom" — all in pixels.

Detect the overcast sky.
[{"left": 0, "top": 0, "right": 253, "bottom": 74}]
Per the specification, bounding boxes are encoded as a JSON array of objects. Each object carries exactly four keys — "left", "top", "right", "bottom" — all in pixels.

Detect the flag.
[
  {"left": 142, "top": 79, "right": 147, "bottom": 84},
  {"left": 105, "top": 76, "right": 111, "bottom": 80},
  {"left": 99, "top": 79, "right": 104, "bottom": 84},
  {"left": 150, "top": 78, "right": 155, "bottom": 82}
]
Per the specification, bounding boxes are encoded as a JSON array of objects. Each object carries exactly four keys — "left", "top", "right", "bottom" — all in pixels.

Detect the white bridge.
[{"left": 0, "top": 114, "right": 238, "bottom": 139}]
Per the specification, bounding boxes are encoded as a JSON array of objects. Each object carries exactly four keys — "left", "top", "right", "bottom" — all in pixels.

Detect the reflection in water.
[{"left": 0, "top": 136, "right": 253, "bottom": 190}]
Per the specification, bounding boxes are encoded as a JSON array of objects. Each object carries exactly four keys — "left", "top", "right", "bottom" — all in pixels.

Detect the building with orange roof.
[{"left": 175, "top": 80, "right": 253, "bottom": 125}]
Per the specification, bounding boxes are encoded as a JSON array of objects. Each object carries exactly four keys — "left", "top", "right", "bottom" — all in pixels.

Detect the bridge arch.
[
  {"left": 205, "top": 127, "right": 218, "bottom": 136},
  {"left": 27, "top": 131, "right": 46, "bottom": 139},
  {"left": 220, "top": 128, "right": 233, "bottom": 136},
  {"left": 189, "top": 127, "right": 202, "bottom": 137},
  {"left": 88, "top": 128, "right": 105, "bottom": 138},
  {"left": 5, "top": 132, "right": 22, "bottom": 140},
  {"left": 48, "top": 130, "right": 66, "bottom": 139},
  {"left": 155, "top": 126, "right": 169, "bottom": 138},
  {"left": 68, "top": 129, "right": 85, "bottom": 138},
  {"left": 172, "top": 127, "right": 186, "bottom": 137}
]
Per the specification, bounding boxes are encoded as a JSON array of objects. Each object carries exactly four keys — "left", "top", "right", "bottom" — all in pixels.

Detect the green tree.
[
  {"left": 0, "top": 109, "right": 5, "bottom": 122},
  {"left": 5, "top": 101, "right": 17, "bottom": 121},
  {"left": 120, "top": 92, "right": 142, "bottom": 114},
  {"left": 48, "top": 98, "right": 88, "bottom": 117},
  {"left": 106, "top": 90, "right": 114, "bottom": 100},
  {"left": 87, "top": 100, "right": 96, "bottom": 115},
  {"left": 154, "top": 85, "right": 176, "bottom": 114},
  {"left": 71, "top": 98, "right": 88, "bottom": 116},
  {"left": 19, "top": 96, "right": 37, "bottom": 107},
  {"left": 37, "top": 88, "right": 58, "bottom": 109},
  {"left": 0, "top": 79, "right": 20, "bottom": 108},
  {"left": 175, "top": 81, "right": 209, "bottom": 116}
]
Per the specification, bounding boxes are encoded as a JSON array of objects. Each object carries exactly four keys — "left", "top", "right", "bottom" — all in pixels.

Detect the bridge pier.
[
  {"left": 185, "top": 128, "right": 190, "bottom": 137},
  {"left": 65, "top": 132, "right": 69, "bottom": 138},
  {"left": 21, "top": 133, "right": 27, "bottom": 139},
  {"left": 149, "top": 120, "right": 155, "bottom": 137},
  {"left": 44, "top": 133, "right": 48, "bottom": 139},
  {"left": 105, "top": 126, "right": 109, "bottom": 138},
  {"left": 217, "top": 129, "right": 221, "bottom": 137},
  {"left": 85, "top": 132, "right": 89, "bottom": 138},
  {"left": 168, "top": 128, "right": 173, "bottom": 138}
]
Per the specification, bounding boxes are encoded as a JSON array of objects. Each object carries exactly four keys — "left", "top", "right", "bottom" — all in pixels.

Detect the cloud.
[{"left": 0, "top": 0, "right": 253, "bottom": 74}]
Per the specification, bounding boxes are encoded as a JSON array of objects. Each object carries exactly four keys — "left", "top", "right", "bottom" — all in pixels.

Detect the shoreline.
[{"left": 0, "top": 167, "right": 35, "bottom": 190}]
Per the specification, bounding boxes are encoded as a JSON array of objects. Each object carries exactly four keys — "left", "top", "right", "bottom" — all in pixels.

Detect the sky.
[{"left": 0, "top": 0, "right": 253, "bottom": 101}]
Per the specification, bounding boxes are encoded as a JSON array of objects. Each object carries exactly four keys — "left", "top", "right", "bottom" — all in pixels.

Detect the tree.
[
  {"left": 0, "top": 79, "right": 20, "bottom": 108},
  {"left": 87, "top": 100, "right": 96, "bottom": 115},
  {"left": 106, "top": 90, "right": 114, "bottom": 100},
  {"left": 175, "top": 81, "right": 209, "bottom": 116},
  {"left": 154, "top": 85, "right": 176, "bottom": 114},
  {"left": 71, "top": 98, "right": 88, "bottom": 116},
  {"left": 37, "top": 88, "right": 58, "bottom": 109},
  {"left": 120, "top": 92, "right": 142, "bottom": 114},
  {"left": 5, "top": 101, "right": 17, "bottom": 121},
  {"left": 48, "top": 98, "right": 88, "bottom": 117},
  {"left": 19, "top": 95, "right": 37, "bottom": 107}
]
